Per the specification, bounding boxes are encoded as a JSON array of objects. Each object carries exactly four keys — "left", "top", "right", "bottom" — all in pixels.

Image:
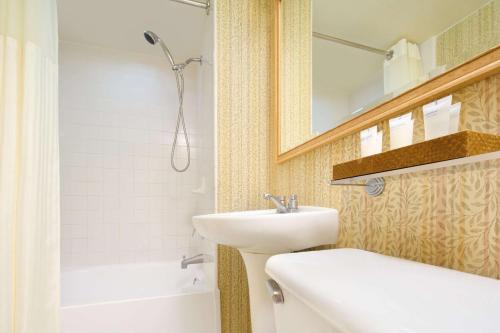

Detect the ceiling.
[
  {"left": 313, "top": 38, "right": 382, "bottom": 94},
  {"left": 313, "top": 0, "right": 490, "bottom": 49},
  {"left": 57, "top": 0, "right": 209, "bottom": 59},
  {"left": 312, "top": 0, "right": 490, "bottom": 95}
]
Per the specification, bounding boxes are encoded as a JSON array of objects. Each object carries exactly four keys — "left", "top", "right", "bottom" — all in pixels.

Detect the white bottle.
[
  {"left": 389, "top": 112, "right": 413, "bottom": 150},
  {"left": 449, "top": 102, "right": 462, "bottom": 134},
  {"left": 423, "top": 95, "right": 453, "bottom": 140},
  {"left": 360, "top": 126, "right": 383, "bottom": 157}
]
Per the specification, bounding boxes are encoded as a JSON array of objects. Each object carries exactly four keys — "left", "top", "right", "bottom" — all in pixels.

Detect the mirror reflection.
[{"left": 279, "top": 0, "right": 499, "bottom": 153}]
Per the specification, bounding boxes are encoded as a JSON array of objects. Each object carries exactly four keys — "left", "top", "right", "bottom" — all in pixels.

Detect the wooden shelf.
[{"left": 331, "top": 131, "right": 500, "bottom": 182}]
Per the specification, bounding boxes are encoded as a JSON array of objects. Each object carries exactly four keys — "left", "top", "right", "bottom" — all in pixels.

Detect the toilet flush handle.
[{"left": 266, "top": 279, "right": 284, "bottom": 304}]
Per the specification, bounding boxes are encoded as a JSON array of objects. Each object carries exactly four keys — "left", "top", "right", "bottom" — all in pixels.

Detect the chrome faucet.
[
  {"left": 263, "top": 193, "right": 299, "bottom": 213},
  {"left": 181, "top": 253, "right": 213, "bottom": 269}
]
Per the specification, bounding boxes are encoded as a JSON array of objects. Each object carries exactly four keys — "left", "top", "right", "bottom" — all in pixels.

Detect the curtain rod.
[
  {"left": 170, "top": 0, "right": 210, "bottom": 14},
  {"left": 313, "top": 31, "right": 393, "bottom": 60}
]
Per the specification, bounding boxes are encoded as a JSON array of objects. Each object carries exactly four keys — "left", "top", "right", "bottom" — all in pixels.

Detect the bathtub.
[{"left": 61, "top": 261, "right": 220, "bottom": 333}]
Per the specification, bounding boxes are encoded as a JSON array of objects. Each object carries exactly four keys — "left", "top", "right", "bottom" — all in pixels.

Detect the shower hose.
[{"left": 171, "top": 68, "right": 190, "bottom": 172}]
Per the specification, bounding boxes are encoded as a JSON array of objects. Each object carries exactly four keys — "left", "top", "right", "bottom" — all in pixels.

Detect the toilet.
[{"left": 266, "top": 249, "right": 500, "bottom": 333}]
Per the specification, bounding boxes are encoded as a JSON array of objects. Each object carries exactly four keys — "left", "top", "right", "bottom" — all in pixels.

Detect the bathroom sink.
[
  {"left": 193, "top": 205, "right": 338, "bottom": 333},
  {"left": 192, "top": 206, "right": 338, "bottom": 254}
]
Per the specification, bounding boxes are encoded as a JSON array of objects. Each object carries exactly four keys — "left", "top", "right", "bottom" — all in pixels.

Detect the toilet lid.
[{"left": 265, "top": 248, "right": 500, "bottom": 333}]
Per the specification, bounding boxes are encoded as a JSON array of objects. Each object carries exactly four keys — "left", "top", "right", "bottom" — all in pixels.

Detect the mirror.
[{"left": 278, "top": 0, "right": 500, "bottom": 156}]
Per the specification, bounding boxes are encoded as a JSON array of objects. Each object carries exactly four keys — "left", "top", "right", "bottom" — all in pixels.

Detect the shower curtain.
[{"left": 0, "top": 0, "right": 60, "bottom": 332}]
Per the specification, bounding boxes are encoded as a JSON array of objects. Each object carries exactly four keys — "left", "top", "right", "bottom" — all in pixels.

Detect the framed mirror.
[{"left": 276, "top": 0, "right": 500, "bottom": 162}]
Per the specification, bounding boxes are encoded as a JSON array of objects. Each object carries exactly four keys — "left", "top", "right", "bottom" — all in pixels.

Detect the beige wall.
[
  {"left": 216, "top": 1, "right": 274, "bottom": 332},
  {"left": 437, "top": 0, "right": 500, "bottom": 68},
  {"left": 216, "top": 1, "right": 500, "bottom": 332},
  {"left": 279, "top": 0, "right": 312, "bottom": 152}
]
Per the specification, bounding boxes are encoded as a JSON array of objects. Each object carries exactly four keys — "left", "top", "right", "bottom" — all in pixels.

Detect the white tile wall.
[{"left": 59, "top": 42, "right": 214, "bottom": 269}]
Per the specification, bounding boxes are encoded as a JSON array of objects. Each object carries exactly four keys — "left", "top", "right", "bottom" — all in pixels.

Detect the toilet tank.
[{"left": 266, "top": 249, "right": 500, "bottom": 333}]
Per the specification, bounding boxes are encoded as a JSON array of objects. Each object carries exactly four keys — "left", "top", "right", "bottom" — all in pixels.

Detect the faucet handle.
[{"left": 287, "top": 194, "right": 298, "bottom": 211}]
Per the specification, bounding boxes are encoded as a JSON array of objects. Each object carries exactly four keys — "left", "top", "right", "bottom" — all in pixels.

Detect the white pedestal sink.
[{"left": 192, "top": 206, "right": 339, "bottom": 333}]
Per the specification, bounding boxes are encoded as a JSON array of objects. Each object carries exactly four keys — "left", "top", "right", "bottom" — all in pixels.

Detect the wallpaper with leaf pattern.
[{"left": 273, "top": 75, "right": 500, "bottom": 278}]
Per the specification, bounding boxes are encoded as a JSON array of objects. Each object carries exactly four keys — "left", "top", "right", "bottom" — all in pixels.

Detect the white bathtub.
[{"left": 61, "top": 261, "right": 220, "bottom": 333}]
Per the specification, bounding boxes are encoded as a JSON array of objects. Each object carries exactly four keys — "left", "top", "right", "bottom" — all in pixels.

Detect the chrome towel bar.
[{"left": 326, "top": 177, "right": 385, "bottom": 197}]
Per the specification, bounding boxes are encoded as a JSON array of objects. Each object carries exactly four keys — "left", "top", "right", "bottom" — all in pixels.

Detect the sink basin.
[
  {"left": 192, "top": 206, "right": 338, "bottom": 333},
  {"left": 193, "top": 206, "right": 338, "bottom": 254}
]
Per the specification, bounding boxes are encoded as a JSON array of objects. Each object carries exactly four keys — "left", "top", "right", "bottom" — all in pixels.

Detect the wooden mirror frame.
[{"left": 275, "top": 0, "right": 500, "bottom": 164}]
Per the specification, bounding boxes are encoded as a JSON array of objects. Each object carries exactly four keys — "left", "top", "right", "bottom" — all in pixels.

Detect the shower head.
[
  {"left": 144, "top": 30, "right": 159, "bottom": 45},
  {"left": 143, "top": 30, "right": 176, "bottom": 68}
]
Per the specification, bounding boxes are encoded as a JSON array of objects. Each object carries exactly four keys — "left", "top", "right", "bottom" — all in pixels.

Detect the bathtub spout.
[{"left": 181, "top": 253, "right": 213, "bottom": 269}]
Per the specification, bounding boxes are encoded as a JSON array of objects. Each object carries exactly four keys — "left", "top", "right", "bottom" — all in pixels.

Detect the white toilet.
[{"left": 266, "top": 249, "right": 500, "bottom": 333}]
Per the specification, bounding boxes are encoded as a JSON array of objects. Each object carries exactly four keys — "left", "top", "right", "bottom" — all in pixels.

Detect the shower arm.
[
  {"left": 184, "top": 57, "right": 202, "bottom": 65},
  {"left": 170, "top": 0, "right": 210, "bottom": 15},
  {"left": 153, "top": 36, "right": 202, "bottom": 71},
  {"left": 172, "top": 57, "right": 202, "bottom": 71}
]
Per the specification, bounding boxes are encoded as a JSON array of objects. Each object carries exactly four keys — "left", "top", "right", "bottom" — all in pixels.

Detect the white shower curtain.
[{"left": 0, "top": 0, "right": 60, "bottom": 332}]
